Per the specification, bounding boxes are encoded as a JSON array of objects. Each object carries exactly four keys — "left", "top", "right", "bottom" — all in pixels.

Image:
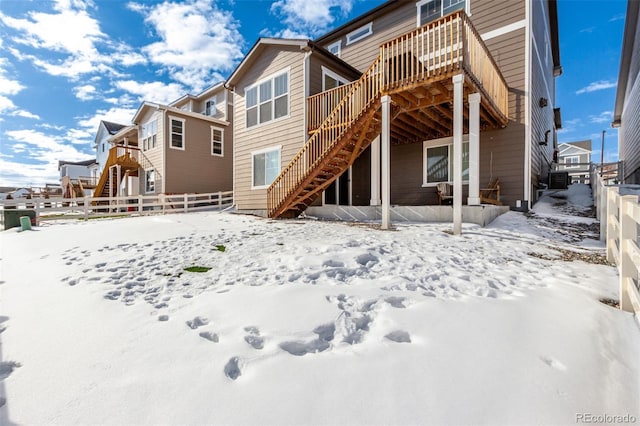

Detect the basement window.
[{"left": 422, "top": 137, "right": 469, "bottom": 185}]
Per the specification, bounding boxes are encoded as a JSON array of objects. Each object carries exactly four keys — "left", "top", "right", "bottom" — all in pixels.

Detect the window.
[
  {"left": 169, "top": 116, "right": 185, "bottom": 150},
  {"left": 245, "top": 70, "right": 289, "bottom": 128},
  {"left": 101, "top": 143, "right": 105, "bottom": 153},
  {"left": 423, "top": 139, "right": 469, "bottom": 185},
  {"left": 565, "top": 156, "right": 580, "bottom": 169},
  {"left": 327, "top": 40, "right": 342, "bottom": 57},
  {"left": 145, "top": 169, "right": 155, "bottom": 193},
  {"left": 211, "top": 127, "right": 223, "bottom": 156},
  {"left": 141, "top": 118, "right": 158, "bottom": 151},
  {"left": 322, "top": 67, "right": 348, "bottom": 90},
  {"left": 346, "top": 22, "right": 373, "bottom": 45},
  {"left": 205, "top": 99, "right": 216, "bottom": 116},
  {"left": 252, "top": 146, "right": 281, "bottom": 189},
  {"left": 417, "top": 0, "right": 466, "bottom": 27}
]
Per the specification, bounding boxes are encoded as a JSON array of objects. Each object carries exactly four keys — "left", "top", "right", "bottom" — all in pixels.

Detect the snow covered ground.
[{"left": 1, "top": 184, "right": 638, "bottom": 425}]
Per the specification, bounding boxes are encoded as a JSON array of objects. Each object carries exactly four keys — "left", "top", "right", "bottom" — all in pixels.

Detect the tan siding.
[
  {"left": 138, "top": 110, "right": 164, "bottom": 194},
  {"left": 308, "top": 54, "right": 360, "bottom": 96},
  {"left": 164, "top": 111, "right": 233, "bottom": 194},
  {"left": 471, "top": 0, "right": 525, "bottom": 34},
  {"left": 233, "top": 46, "right": 306, "bottom": 210}
]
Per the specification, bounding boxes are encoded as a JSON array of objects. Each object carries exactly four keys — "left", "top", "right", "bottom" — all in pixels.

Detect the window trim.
[
  {"left": 346, "top": 22, "right": 373, "bottom": 45},
  {"left": 251, "top": 145, "right": 282, "bottom": 190},
  {"left": 141, "top": 117, "right": 158, "bottom": 152},
  {"left": 244, "top": 68, "right": 291, "bottom": 129},
  {"left": 321, "top": 66, "right": 349, "bottom": 91},
  {"left": 564, "top": 155, "right": 580, "bottom": 169},
  {"left": 327, "top": 40, "right": 342, "bottom": 57},
  {"left": 422, "top": 136, "right": 470, "bottom": 186},
  {"left": 416, "top": 0, "right": 468, "bottom": 27},
  {"left": 205, "top": 98, "right": 217, "bottom": 116},
  {"left": 211, "top": 126, "right": 224, "bottom": 157},
  {"left": 168, "top": 116, "right": 185, "bottom": 151},
  {"left": 145, "top": 169, "right": 155, "bottom": 194}
]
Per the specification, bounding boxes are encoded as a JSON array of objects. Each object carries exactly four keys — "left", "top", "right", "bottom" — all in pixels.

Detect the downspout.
[
  {"left": 524, "top": 0, "right": 532, "bottom": 208},
  {"left": 162, "top": 108, "right": 167, "bottom": 195},
  {"left": 303, "top": 47, "right": 312, "bottom": 144}
]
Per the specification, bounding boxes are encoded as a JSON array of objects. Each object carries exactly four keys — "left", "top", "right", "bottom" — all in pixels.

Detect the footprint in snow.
[
  {"left": 0, "top": 361, "right": 21, "bottom": 380},
  {"left": 186, "top": 317, "right": 209, "bottom": 329},
  {"left": 244, "top": 326, "right": 264, "bottom": 349},
  {"left": 385, "top": 330, "right": 411, "bottom": 343},
  {"left": 199, "top": 331, "right": 219, "bottom": 342},
  {"left": 224, "top": 357, "right": 242, "bottom": 380},
  {"left": 540, "top": 356, "right": 566, "bottom": 371}
]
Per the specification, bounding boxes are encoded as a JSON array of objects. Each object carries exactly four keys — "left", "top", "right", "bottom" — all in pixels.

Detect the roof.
[
  {"left": 225, "top": 38, "right": 361, "bottom": 87},
  {"left": 612, "top": 0, "right": 639, "bottom": 127},
  {"left": 102, "top": 120, "right": 127, "bottom": 135},
  {"left": 558, "top": 140, "right": 592, "bottom": 153},
  {"left": 58, "top": 159, "right": 97, "bottom": 170},
  {"left": 548, "top": 0, "right": 562, "bottom": 76},
  {"left": 131, "top": 101, "right": 229, "bottom": 126},
  {"left": 169, "top": 82, "right": 225, "bottom": 107}
]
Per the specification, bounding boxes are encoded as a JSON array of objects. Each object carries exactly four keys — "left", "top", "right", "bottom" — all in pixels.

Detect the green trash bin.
[
  {"left": 2, "top": 209, "right": 36, "bottom": 230},
  {"left": 19, "top": 216, "right": 32, "bottom": 231}
]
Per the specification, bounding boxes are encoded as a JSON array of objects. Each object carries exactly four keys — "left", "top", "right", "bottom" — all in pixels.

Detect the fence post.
[
  {"left": 34, "top": 200, "right": 40, "bottom": 226},
  {"left": 218, "top": 191, "right": 222, "bottom": 208},
  {"left": 138, "top": 194, "right": 143, "bottom": 214},
  {"left": 161, "top": 194, "right": 166, "bottom": 214},
  {"left": 84, "top": 196, "right": 89, "bottom": 221},
  {"left": 184, "top": 194, "right": 189, "bottom": 213},
  {"left": 606, "top": 187, "right": 618, "bottom": 263},
  {"left": 618, "top": 195, "right": 638, "bottom": 312}
]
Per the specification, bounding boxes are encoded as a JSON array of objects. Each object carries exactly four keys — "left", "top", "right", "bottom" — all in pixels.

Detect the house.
[
  {"left": 226, "top": 0, "right": 562, "bottom": 228},
  {"left": 95, "top": 120, "right": 127, "bottom": 175},
  {"left": 93, "top": 83, "right": 233, "bottom": 198},
  {"left": 612, "top": 0, "right": 639, "bottom": 184},
  {"left": 557, "top": 140, "right": 591, "bottom": 183},
  {"left": 58, "top": 159, "right": 99, "bottom": 197}
]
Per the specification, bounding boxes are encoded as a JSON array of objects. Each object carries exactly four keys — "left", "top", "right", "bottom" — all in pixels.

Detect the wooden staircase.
[
  {"left": 92, "top": 146, "right": 140, "bottom": 202},
  {"left": 268, "top": 58, "right": 383, "bottom": 218},
  {"left": 267, "top": 10, "right": 510, "bottom": 219}
]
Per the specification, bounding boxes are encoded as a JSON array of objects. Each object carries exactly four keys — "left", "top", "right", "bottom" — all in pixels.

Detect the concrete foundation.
[{"left": 304, "top": 204, "right": 509, "bottom": 227}]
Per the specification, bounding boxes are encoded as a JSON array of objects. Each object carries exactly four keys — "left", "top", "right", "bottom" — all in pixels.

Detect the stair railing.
[{"left": 267, "top": 57, "right": 383, "bottom": 217}]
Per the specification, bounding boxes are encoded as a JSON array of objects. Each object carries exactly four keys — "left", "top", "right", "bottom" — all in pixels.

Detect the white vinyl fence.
[
  {"left": 592, "top": 168, "right": 640, "bottom": 317},
  {"left": 0, "top": 191, "right": 233, "bottom": 223}
]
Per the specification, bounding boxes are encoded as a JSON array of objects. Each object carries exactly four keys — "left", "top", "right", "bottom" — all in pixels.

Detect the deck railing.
[
  {"left": 267, "top": 57, "right": 383, "bottom": 216},
  {"left": 307, "top": 81, "right": 358, "bottom": 133}
]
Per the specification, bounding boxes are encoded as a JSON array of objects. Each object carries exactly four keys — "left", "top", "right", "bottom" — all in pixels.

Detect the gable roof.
[
  {"left": 558, "top": 140, "right": 592, "bottom": 153},
  {"left": 612, "top": 0, "right": 639, "bottom": 127},
  {"left": 170, "top": 81, "right": 225, "bottom": 107},
  {"left": 102, "top": 120, "right": 127, "bottom": 135},
  {"left": 131, "top": 101, "right": 229, "bottom": 126},
  {"left": 225, "top": 38, "right": 361, "bottom": 87},
  {"left": 58, "top": 159, "right": 97, "bottom": 170}
]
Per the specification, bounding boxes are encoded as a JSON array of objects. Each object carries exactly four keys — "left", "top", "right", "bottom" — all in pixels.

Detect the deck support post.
[
  {"left": 381, "top": 95, "right": 391, "bottom": 230},
  {"left": 468, "top": 93, "right": 481, "bottom": 206},
  {"left": 370, "top": 136, "right": 381, "bottom": 206},
  {"left": 453, "top": 74, "right": 464, "bottom": 235}
]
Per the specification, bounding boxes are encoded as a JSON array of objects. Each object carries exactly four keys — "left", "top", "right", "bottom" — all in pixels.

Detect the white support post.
[
  {"left": 468, "top": 92, "right": 481, "bottom": 206},
  {"left": 606, "top": 187, "right": 618, "bottom": 262},
  {"left": 452, "top": 74, "right": 464, "bottom": 235},
  {"left": 184, "top": 194, "right": 189, "bottom": 213},
  {"left": 381, "top": 96, "right": 391, "bottom": 230},
  {"left": 218, "top": 191, "right": 222, "bottom": 208},
  {"left": 370, "top": 136, "right": 381, "bottom": 206},
  {"left": 619, "top": 195, "right": 638, "bottom": 312}
]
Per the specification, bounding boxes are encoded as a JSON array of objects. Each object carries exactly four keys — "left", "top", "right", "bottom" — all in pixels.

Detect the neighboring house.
[
  {"left": 612, "top": 0, "right": 640, "bottom": 184},
  {"left": 58, "top": 159, "right": 99, "bottom": 197},
  {"left": 93, "top": 83, "right": 233, "bottom": 198},
  {"left": 557, "top": 140, "right": 591, "bottom": 183},
  {"left": 226, "top": 0, "right": 562, "bottom": 219},
  {"left": 95, "top": 120, "right": 127, "bottom": 175}
]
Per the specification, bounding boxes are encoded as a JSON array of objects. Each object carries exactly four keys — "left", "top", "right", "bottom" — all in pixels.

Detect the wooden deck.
[
  {"left": 92, "top": 145, "right": 140, "bottom": 201},
  {"left": 268, "top": 11, "right": 509, "bottom": 218}
]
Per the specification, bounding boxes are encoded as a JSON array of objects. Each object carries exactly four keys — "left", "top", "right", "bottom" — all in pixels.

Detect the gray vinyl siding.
[
  {"left": 164, "top": 109, "right": 233, "bottom": 194},
  {"left": 233, "top": 46, "right": 306, "bottom": 210},
  {"left": 621, "top": 15, "right": 640, "bottom": 184},
  {"left": 138, "top": 110, "right": 164, "bottom": 194}
]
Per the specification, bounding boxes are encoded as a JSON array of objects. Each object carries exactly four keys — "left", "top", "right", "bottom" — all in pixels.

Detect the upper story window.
[
  {"left": 327, "top": 40, "right": 342, "bottom": 57},
  {"left": 141, "top": 118, "right": 158, "bottom": 151},
  {"left": 346, "top": 22, "right": 373, "bottom": 45},
  {"left": 145, "top": 169, "right": 155, "bottom": 193},
  {"left": 564, "top": 156, "right": 580, "bottom": 169},
  {"left": 417, "top": 0, "right": 466, "bottom": 27},
  {"left": 205, "top": 98, "right": 216, "bottom": 116},
  {"left": 169, "top": 116, "right": 185, "bottom": 150},
  {"left": 245, "top": 70, "right": 289, "bottom": 128}
]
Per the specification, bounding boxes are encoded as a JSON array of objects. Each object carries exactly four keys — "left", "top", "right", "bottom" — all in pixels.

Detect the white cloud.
[
  {"left": 76, "top": 106, "right": 137, "bottom": 133},
  {"left": 589, "top": 111, "right": 613, "bottom": 124},
  {"left": 115, "top": 80, "right": 185, "bottom": 105},
  {"left": 74, "top": 84, "right": 98, "bottom": 101},
  {"left": 0, "top": 95, "right": 40, "bottom": 120},
  {"left": 129, "top": 0, "right": 244, "bottom": 90},
  {"left": 262, "top": 27, "right": 311, "bottom": 39},
  {"left": 609, "top": 14, "right": 625, "bottom": 22},
  {"left": 576, "top": 80, "right": 617, "bottom": 94},
  {"left": 270, "top": 0, "right": 353, "bottom": 37},
  {"left": 0, "top": 60, "right": 25, "bottom": 95},
  {"left": 1, "top": 129, "right": 93, "bottom": 186}
]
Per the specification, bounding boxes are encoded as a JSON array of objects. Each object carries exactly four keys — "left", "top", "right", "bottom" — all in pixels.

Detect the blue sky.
[{"left": 0, "top": 0, "right": 628, "bottom": 187}]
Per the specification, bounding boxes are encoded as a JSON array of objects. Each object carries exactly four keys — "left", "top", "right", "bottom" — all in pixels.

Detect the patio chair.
[
  {"left": 480, "top": 178, "right": 501, "bottom": 205},
  {"left": 436, "top": 182, "right": 453, "bottom": 205}
]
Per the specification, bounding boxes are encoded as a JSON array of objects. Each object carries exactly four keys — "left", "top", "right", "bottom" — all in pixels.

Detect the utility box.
[
  {"left": 549, "top": 171, "right": 569, "bottom": 189},
  {"left": 2, "top": 210, "right": 36, "bottom": 230}
]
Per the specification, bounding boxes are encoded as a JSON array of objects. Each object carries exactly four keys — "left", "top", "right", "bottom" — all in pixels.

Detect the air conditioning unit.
[{"left": 549, "top": 171, "right": 569, "bottom": 189}]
